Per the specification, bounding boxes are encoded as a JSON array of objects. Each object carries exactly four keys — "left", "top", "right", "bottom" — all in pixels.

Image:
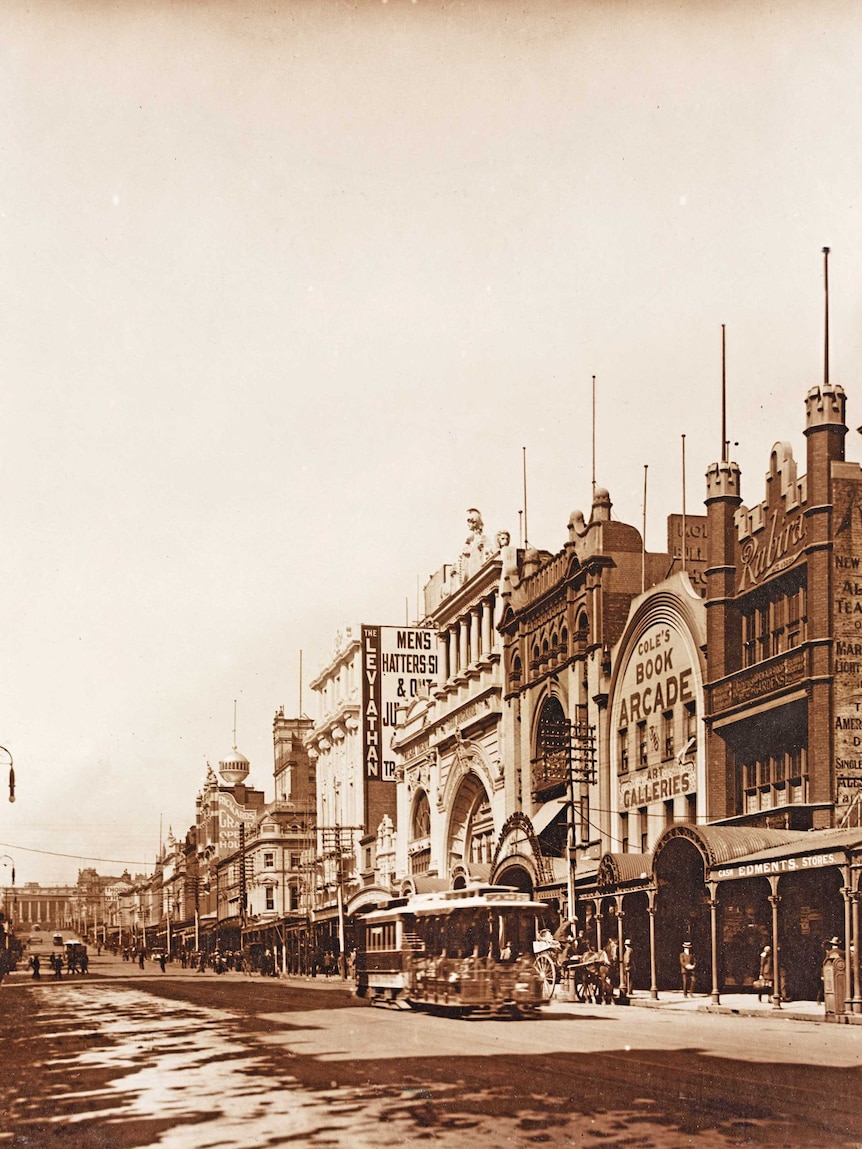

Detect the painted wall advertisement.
[
  {"left": 831, "top": 474, "right": 862, "bottom": 807},
  {"left": 362, "top": 625, "right": 439, "bottom": 782},
  {"left": 615, "top": 620, "right": 697, "bottom": 809}
]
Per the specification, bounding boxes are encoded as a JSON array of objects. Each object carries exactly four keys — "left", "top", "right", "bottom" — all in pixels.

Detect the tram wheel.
[{"left": 534, "top": 953, "right": 557, "bottom": 999}]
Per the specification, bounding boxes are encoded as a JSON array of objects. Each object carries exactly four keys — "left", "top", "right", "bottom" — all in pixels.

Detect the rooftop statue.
[{"left": 458, "top": 507, "right": 489, "bottom": 582}]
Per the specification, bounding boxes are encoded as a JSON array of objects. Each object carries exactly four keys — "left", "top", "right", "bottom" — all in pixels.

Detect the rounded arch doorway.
[
  {"left": 654, "top": 830, "right": 710, "bottom": 991},
  {"left": 493, "top": 863, "right": 534, "bottom": 896},
  {"left": 447, "top": 772, "right": 495, "bottom": 881}
]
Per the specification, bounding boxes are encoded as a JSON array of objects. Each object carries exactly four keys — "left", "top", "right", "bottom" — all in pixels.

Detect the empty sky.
[{"left": 2, "top": 0, "right": 862, "bottom": 885}]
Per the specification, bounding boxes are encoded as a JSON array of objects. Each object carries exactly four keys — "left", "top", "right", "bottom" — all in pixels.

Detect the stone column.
[
  {"left": 852, "top": 887, "right": 861, "bottom": 1014},
  {"left": 438, "top": 631, "right": 449, "bottom": 682},
  {"left": 843, "top": 871, "right": 854, "bottom": 1014},
  {"left": 707, "top": 881, "right": 720, "bottom": 1005},
  {"left": 648, "top": 893, "right": 658, "bottom": 1000},
  {"left": 768, "top": 880, "right": 782, "bottom": 1009},
  {"left": 459, "top": 618, "right": 468, "bottom": 673},
  {"left": 448, "top": 627, "right": 458, "bottom": 681},
  {"left": 470, "top": 607, "right": 481, "bottom": 665},
  {"left": 481, "top": 596, "right": 493, "bottom": 655}
]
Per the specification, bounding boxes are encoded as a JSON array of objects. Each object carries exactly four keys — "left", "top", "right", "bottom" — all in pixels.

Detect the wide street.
[{"left": 1, "top": 951, "right": 860, "bottom": 1149}]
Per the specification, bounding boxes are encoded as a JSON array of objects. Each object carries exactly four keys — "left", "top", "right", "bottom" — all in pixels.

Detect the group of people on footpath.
[{"left": 28, "top": 948, "right": 89, "bottom": 979}]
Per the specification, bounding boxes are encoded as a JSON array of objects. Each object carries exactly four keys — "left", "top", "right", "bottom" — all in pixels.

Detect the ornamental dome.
[{"left": 219, "top": 745, "right": 250, "bottom": 785}]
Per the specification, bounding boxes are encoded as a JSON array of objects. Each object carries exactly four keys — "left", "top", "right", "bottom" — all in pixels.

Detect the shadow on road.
[{"left": 1, "top": 976, "right": 859, "bottom": 1149}]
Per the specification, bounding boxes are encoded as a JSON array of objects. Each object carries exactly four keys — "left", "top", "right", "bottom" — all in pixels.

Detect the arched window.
[
  {"left": 412, "top": 791, "right": 431, "bottom": 840},
  {"left": 533, "top": 696, "right": 569, "bottom": 794},
  {"left": 576, "top": 612, "right": 589, "bottom": 654}
]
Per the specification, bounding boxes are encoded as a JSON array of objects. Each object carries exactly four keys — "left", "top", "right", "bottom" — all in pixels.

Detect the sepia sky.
[{"left": 2, "top": 0, "right": 862, "bottom": 884}]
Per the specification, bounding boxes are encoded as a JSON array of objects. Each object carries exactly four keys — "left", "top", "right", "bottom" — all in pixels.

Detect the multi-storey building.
[
  {"left": 8, "top": 883, "right": 77, "bottom": 936},
  {"left": 493, "top": 488, "right": 695, "bottom": 915},
  {"left": 306, "top": 627, "right": 365, "bottom": 959},
  {"left": 567, "top": 381, "right": 862, "bottom": 1008},
  {"left": 195, "top": 741, "right": 266, "bottom": 951},
  {"left": 393, "top": 509, "right": 520, "bottom": 893}
]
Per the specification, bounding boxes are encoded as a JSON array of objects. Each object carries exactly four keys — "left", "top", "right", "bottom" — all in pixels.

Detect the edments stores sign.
[
  {"left": 362, "top": 625, "right": 439, "bottom": 782},
  {"left": 714, "top": 851, "right": 840, "bottom": 882}
]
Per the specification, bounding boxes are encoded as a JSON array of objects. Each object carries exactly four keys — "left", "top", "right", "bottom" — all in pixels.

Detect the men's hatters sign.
[{"left": 362, "top": 625, "right": 439, "bottom": 782}]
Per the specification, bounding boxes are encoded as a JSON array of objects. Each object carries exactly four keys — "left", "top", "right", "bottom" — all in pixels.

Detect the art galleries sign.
[{"left": 362, "top": 626, "right": 439, "bottom": 782}]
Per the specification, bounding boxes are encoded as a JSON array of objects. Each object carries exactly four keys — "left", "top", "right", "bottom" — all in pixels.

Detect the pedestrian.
[
  {"left": 622, "top": 939, "right": 634, "bottom": 997},
  {"left": 159, "top": 952, "right": 166, "bottom": 973},
  {"left": 755, "top": 945, "right": 773, "bottom": 1001},
  {"left": 30, "top": 954, "right": 41, "bottom": 980},
  {"left": 80, "top": 951, "right": 89, "bottom": 974},
  {"left": 553, "top": 918, "right": 578, "bottom": 966},
  {"left": 680, "top": 941, "right": 697, "bottom": 996},
  {"left": 138, "top": 948, "right": 145, "bottom": 970}
]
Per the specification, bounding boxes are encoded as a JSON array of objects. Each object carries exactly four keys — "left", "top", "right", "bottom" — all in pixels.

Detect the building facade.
[{"left": 394, "top": 509, "right": 516, "bottom": 895}]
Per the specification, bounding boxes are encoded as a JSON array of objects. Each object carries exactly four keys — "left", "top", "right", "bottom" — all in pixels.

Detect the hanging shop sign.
[{"left": 362, "top": 625, "right": 439, "bottom": 782}]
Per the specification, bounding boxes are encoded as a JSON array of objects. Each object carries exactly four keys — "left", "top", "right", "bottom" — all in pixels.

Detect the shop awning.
[
  {"left": 706, "top": 826, "right": 862, "bottom": 882},
  {"left": 597, "top": 851, "right": 654, "bottom": 888},
  {"left": 530, "top": 797, "right": 568, "bottom": 837}
]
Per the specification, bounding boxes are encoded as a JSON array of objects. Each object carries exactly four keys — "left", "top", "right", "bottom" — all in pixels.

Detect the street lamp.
[{"left": 0, "top": 746, "right": 14, "bottom": 803}]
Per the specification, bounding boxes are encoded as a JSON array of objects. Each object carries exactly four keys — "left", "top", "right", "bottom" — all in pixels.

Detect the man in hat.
[
  {"left": 679, "top": 941, "right": 697, "bottom": 996},
  {"left": 622, "top": 939, "right": 634, "bottom": 997},
  {"left": 553, "top": 918, "right": 579, "bottom": 966}
]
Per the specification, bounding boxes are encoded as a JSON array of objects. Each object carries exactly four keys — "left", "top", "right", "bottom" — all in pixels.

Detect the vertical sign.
[
  {"left": 832, "top": 475, "right": 862, "bottom": 807},
  {"left": 361, "top": 626, "right": 382, "bottom": 781},
  {"left": 362, "top": 625, "right": 439, "bottom": 782}
]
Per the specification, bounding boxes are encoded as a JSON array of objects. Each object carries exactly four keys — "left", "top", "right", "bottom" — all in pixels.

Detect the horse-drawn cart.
[{"left": 533, "top": 938, "right": 618, "bottom": 1003}]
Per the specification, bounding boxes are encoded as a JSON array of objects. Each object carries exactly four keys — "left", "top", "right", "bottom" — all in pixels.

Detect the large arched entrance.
[
  {"left": 447, "top": 772, "right": 495, "bottom": 879},
  {"left": 654, "top": 832, "right": 711, "bottom": 990},
  {"left": 494, "top": 861, "right": 534, "bottom": 895}
]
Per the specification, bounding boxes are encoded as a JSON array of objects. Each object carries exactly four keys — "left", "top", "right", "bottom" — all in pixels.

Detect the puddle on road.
[
  {"left": 22, "top": 985, "right": 376, "bottom": 1149},
  {"left": 9, "top": 983, "right": 856, "bottom": 1149}
]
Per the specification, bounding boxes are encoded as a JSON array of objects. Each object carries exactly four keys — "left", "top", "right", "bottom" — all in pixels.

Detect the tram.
[{"left": 354, "top": 885, "right": 548, "bottom": 1017}]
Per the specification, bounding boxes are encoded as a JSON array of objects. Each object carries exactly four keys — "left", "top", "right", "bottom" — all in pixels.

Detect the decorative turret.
[
  {"left": 219, "top": 744, "right": 250, "bottom": 785},
  {"left": 219, "top": 700, "right": 250, "bottom": 785},
  {"left": 705, "top": 460, "right": 741, "bottom": 503}
]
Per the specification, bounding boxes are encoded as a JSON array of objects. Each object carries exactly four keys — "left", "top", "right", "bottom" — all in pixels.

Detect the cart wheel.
[{"left": 534, "top": 953, "right": 557, "bottom": 999}]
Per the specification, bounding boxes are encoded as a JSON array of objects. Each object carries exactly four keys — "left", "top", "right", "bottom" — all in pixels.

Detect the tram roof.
[{"left": 363, "top": 884, "right": 545, "bottom": 919}]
